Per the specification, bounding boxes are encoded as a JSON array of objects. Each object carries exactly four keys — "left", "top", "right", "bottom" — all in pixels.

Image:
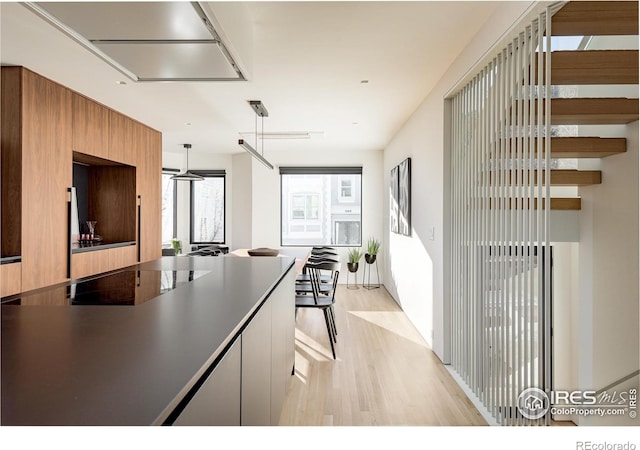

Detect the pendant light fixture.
[
  {"left": 171, "top": 144, "right": 204, "bottom": 181},
  {"left": 238, "top": 100, "right": 274, "bottom": 170}
]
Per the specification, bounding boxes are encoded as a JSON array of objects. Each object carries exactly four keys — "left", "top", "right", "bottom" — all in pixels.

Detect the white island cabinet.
[
  {"left": 173, "top": 266, "right": 295, "bottom": 426},
  {"left": 173, "top": 339, "right": 241, "bottom": 426}
]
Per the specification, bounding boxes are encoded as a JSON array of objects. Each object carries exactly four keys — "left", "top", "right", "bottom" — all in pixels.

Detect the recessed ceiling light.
[
  {"left": 352, "top": 122, "right": 359, "bottom": 125},
  {"left": 185, "top": 122, "right": 192, "bottom": 126},
  {"left": 116, "top": 80, "right": 127, "bottom": 85},
  {"left": 360, "top": 80, "right": 369, "bottom": 84}
]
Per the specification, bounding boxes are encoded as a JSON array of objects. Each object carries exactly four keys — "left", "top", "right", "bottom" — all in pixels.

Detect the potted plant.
[
  {"left": 347, "top": 247, "right": 363, "bottom": 273},
  {"left": 365, "top": 237, "right": 380, "bottom": 264},
  {"left": 171, "top": 238, "right": 182, "bottom": 255}
]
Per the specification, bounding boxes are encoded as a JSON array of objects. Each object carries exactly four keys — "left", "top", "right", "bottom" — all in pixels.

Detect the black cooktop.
[{"left": 1, "top": 269, "right": 210, "bottom": 306}]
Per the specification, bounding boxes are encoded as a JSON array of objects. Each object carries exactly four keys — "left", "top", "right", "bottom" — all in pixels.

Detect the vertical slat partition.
[
  {"left": 536, "top": 10, "right": 545, "bottom": 427},
  {"left": 543, "top": 9, "right": 552, "bottom": 428},
  {"left": 449, "top": 9, "right": 552, "bottom": 426}
]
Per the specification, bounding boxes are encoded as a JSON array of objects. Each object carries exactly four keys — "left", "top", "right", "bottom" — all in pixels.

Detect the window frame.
[
  {"left": 279, "top": 166, "right": 362, "bottom": 247},
  {"left": 290, "top": 193, "right": 321, "bottom": 221},
  {"left": 161, "top": 168, "right": 178, "bottom": 246},
  {"left": 189, "top": 170, "right": 226, "bottom": 245},
  {"left": 337, "top": 175, "right": 356, "bottom": 203}
]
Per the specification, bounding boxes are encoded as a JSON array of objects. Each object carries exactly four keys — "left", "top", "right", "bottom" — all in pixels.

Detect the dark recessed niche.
[
  {"left": 73, "top": 163, "right": 90, "bottom": 234},
  {"left": 1, "top": 69, "right": 22, "bottom": 258},
  {"left": 73, "top": 152, "right": 136, "bottom": 243}
]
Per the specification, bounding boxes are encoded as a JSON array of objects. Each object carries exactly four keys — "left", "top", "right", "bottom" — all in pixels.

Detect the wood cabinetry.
[
  {"left": 0, "top": 263, "right": 22, "bottom": 298},
  {"left": 0, "top": 66, "right": 162, "bottom": 292},
  {"left": 109, "top": 109, "right": 137, "bottom": 166},
  {"left": 1, "top": 69, "right": 22, "bottom": 259},
  {"left": 20, "top": 68, "right": 73, "bottom": 292},
  {"left": 72, "top": 94, "right": 109, "bottom": 160},
  {"left": 71, "top": 245, "right": 137, "bottom": 280},
  {"left": 136, "top": 123, "right": 162, "bottom": 263}
]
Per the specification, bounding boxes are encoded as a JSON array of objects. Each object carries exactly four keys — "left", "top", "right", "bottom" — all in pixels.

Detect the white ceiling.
[{"left": 0, "top": 1, "right": 500, "bottom": 157}]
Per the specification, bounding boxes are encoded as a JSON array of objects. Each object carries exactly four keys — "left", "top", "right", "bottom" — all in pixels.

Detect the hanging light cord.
[
  {"left": 254, "top": 113, "right": 265, "bottom": 157},
  {"left": 261, "top": 114, "right": 265, "bottom": 157},
  {"left": 185, "top": 144, "right": 193, "bottom": 172}
]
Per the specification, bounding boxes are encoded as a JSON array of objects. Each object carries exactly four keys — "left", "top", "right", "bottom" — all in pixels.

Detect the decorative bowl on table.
[{"left": 247, "top": 248, "right": 279, "bottom": 256}]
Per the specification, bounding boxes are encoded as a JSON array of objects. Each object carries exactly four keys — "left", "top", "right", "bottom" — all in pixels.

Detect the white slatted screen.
[{"left": 449, "top": 10, "right": 552, "bottom": 426}]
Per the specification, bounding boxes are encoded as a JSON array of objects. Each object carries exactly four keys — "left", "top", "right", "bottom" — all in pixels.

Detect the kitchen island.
[{"left": 1, "top": 255, "right": 296, "bottom": 425}]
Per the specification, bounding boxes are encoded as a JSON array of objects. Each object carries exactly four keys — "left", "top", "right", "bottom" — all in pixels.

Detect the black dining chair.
[
  {"left": 296, "top": 254, "right": 340, "bottom": 287},
  {"left": 297, "top": 251, "right": 339, "bottom": 284},
  {"left": 311, "top": 248, "right": 337, "bottom": 255},
  {"left": 295, "top": 261, "right": 339, "bottom": 359},
  {"left": 310, "top": 247, "right": 338, "bottom": 257}
]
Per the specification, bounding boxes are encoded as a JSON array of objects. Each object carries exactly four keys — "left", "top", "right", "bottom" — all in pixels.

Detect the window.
[
  {"left": 338, "top": 176, "right": 355, "bottom": 203},
  {"left": 161, "top": 171, "right": 177, "bottom": 245},
  {"left": 334, "top": 220, "right": 360, "bottom": 245},
  {"left": 190, "top": 171, "right": 225, "bottom": 244},
  {"left": 280, "top": 167, "right": 362, "bottom": 246},
  {"left": 291, "top": 194, "right": 320, "bottom": 220}
]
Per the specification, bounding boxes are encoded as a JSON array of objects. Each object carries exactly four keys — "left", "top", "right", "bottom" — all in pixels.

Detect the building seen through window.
[
  {"left": 281, "top": 167, "right": 361, "bottom": 246},
  {"left": 191, "top": 174, "right": 225, "bottom": 244},
  {"left": 161, "top": 172, "right": 176, "bottom": 245}
]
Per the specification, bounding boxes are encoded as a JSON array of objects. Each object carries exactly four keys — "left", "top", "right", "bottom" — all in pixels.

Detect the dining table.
[{"left": 227, "top": 247, "right": 310, "bottom": 276}]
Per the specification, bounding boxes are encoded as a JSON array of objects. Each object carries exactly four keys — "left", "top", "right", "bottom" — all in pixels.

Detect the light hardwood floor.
[{"left": 279, "top": 285, "right": 487, "bottom": 426}]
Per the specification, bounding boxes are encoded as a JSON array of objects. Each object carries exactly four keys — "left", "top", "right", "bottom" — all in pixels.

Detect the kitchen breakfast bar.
[{"left": 1, "top": 255, "right": 296, "bottom": 425}]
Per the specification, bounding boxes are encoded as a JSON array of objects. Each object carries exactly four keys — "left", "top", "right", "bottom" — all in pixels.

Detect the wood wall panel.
[
  {"left": 1, "top": 67, "right": 22, "bottom": 257},
  {"left": 72, "top": 251, "right": 109, "bottom": 280},
  {"left": 1, "top": 262, "right": 22, "bottom": 297},
  {"left": 72, "top": 94, "right": 109, "bottom": 159},
  {"left": 20, "top": 68, "right": 72, "bottom": 291},
  {"left": 137, "top": 125, "right": 162, "bottom": 262},
  {"left": 87, "top": 166, "right": 137, "bottom": 243},
  {"left": 71, "top": 245, "right": 137, "bottom": 280},
  {"left": 109, "top": 110, "right": 136, "bottom": 166},
  {"left": 109, "top": 245, "right": 137, "bottom": 271}
]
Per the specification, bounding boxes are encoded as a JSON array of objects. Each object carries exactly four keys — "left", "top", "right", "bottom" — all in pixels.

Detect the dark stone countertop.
[
  {"left": 1, "top": 255, "right": 295, "bottom": 425},
  {"left": 71, "top": 240, "right": 136, "bottom": 253}
]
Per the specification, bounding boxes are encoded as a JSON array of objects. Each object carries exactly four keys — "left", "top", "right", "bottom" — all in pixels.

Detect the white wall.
[
  {"left": 162, "top": 149, "right": 233, "bottom": 250},
  {"left": 552, "top": 242, "right": 579, "bottom": 422},
  {"left": 248, "top": 149, "right": 384, "bottom": 283},
  {"left": 382, "top": 2, "right": 536, "bottom": 357},
  {"left": 576, "top": 120, "right": 639, "bottom": 426},
  {"left": 570, "top": 33, "right": 639, "bottom": 423}
]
